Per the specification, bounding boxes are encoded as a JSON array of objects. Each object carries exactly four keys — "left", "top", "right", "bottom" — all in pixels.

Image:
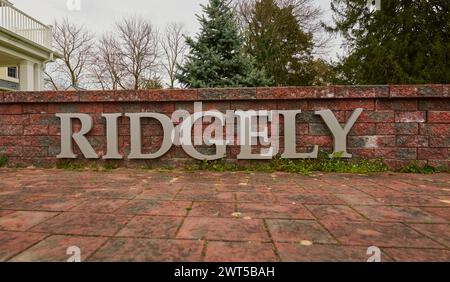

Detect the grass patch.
[
  {"left": 53, "top": 155, "right": 447, "bottom": 175},
  {"left": 56, "top": 160, "right": 119, "bottom": 172},
  {"left": 399, "top": 161, "right": 449, "bottom": 174},
  {"left": 0, "top": 155, "right": 8, "bottom": 167},
  {"left": 56, "top": 161, "right": 85, "bottom": 171},
  {"left": 156, "top": 166, "right": 176, "bottom": 172},
  {"left": 186, "top": 152, "right": 389, "bottom": 175},
  {"left": 102, "top": 162, "right": 119, "bottom": 171}
]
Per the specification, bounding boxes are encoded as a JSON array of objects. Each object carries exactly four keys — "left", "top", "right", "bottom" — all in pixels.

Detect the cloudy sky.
[{"left": 10, "top": 0, "right": 341, "bottom": 58}]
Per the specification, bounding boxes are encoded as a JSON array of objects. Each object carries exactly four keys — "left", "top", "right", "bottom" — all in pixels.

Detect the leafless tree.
[
  {"left": 160, "top": 22, "right": 188, "bottom": 88},
  {"left": 235, "top": 0, "right": 331, "bottom": 56},
  {"left": 115, "top": 17, "right": 159, "bottom": 90},
  {"left": 44, "top": 18, "right": 94, "bottom": 89},
  {"left": 43, "top": 65, "right": 65, "bottom": 90},
  {"left": 89, "top": 34, "right": 127, "bottom": 90},
  {"left": 234, "top": 0, "right": 254, "bottom": 33}
]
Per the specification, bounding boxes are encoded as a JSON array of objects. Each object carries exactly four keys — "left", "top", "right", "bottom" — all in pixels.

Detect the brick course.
[{"left": 0, "top": 85, "right": 449, "bottom": 169}]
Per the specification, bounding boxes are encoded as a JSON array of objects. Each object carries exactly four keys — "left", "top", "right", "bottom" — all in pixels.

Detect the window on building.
[{"left": 7, "top": 67, "right": 18, "bottom": 79}]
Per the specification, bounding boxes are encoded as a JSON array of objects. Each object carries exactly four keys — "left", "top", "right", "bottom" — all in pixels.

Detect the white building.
[{"left": 0, "top": 0, "right": 57, "bottom": 91}]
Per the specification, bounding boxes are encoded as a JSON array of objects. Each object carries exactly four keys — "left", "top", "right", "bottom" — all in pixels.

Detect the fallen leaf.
[
  {"left": 300, "top": 240, "right": 313, "bottom": 246},
  {"left": 232, "top": 212, "right": 242, "bottom": 218}
]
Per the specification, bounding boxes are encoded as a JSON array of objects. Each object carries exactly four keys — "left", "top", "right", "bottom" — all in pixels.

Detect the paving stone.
[
  {"left": 0, "top": 195, "right": 85, "bottom": 211},
  {"left": 264, "top": 185, "right": 306, "bottom": 194},
  {"left": 306, "top": 205, "right": 366, "bottom": 221},
  {"left": 175, "top": 190, "right": 234, "bottom": 202},
  {"left": 385, "top": 183, "right": 450, "bottom": 196},
  {"left": 321, "top": 220, "right": 442, "bottom": 248},
  {"left": 189, "top": 202, "right": 236, "bottom": 218},
  {"left": 352, "top": 205, "right": 447, "bottom": 223},
  {"left": 238, "top": 203, "right": 314, "bottom": 219},
  {"left": 276, "top": 243, "right": 378, "bottom": 262},
  {"left": 352, "top": 185, "right": 405, "bottom": 198},
  {"left": 374, "top": 194, "right": 448, "bottom": 207},
  {"left": 82, "top": 187, "right": 142, "bottom": 199},
  {"left": 408, "top": 223, "right": 450, "bottom": 248},
  {"left": 0, "top": 231, "right": 48, "bottom": 261},
  {"left": 421, "top": 207, "right": 450, "bottom": 221},
  {"left": 116, "top": 216, "right": 183, "bottom": 239},
  {"left": 31, "top": 212, "right": 132, "bottom": 236},
  {"left": 0, "top": 168, "right": 449, "bottom": 262},
  {"left": 236, "top": 192, "right": 278, "bottom": 203},
  {"left": 116, "top": 200, "right": 191, "bottom": 216},
  {"left": 0, "top": 210, "right": 14, "bottom": 217},
  {"left": 277, "top": 193, "right": 346, "bottom": 205},
  {"left": 383, "top": 248, "right": 450, "bottom": 262},
  {"left": 369, "top": 179, "right": 417, "bottom": 190},
  {"left": 135, "top": 187, "right": 181, "bottom": 201},
  {"left": 177, "top": 218, "right": 269, "bottom": 241},
  {"left": 89, "top": 238, "right": 204, "bottom": 262},
  {"left": 335, "top": 193, "right": 386, "bottom": 206},
  {"left": 0, "top": 211, "right": 58, "bottom": 231},
  {"left": 266, "top": 219, "right": 337, "bottom": 244},
  {"left": 204, "top": 242, "right": 278, "bottom": 262},
  {"left": 216, "top": 184, "right": 267, "bottom": 193},
  {"left": 70, "top": 198, "right": 129, "bottom": 213},
  {"left": 10, "top": 235, "right": 108, "bottom": 262},
  {"left": 303, "top": 184, "right": 361, "bottom": 195}
]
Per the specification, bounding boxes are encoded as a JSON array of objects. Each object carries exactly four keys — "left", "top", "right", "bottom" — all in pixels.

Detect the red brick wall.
[{"left": 0, "top": 85, "right": 449, "bottom": 169}]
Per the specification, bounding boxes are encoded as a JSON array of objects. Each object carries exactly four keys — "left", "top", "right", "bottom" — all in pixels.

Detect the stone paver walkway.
[{"left": 0, "top": 169, "right": 449, "bottom": 262}]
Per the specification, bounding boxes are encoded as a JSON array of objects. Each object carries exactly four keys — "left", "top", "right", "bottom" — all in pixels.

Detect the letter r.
[{"left": 56, "top": 113, "right": 98, "bottom": 159}]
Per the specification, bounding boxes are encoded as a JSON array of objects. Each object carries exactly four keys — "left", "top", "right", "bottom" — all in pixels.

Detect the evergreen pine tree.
[
  {"left": 326, "top": 0, "right": 450, "bottom": 84},
  {"left": 246, "top": 0, "right": 316, "bottom": 86},
  {"left": 176, "top": 0, "right": 272, "bottom": 88}
]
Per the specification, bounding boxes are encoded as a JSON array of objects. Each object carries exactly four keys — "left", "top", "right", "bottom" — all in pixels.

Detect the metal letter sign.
[{"left": 56, "top": 105, "right": 363, "bottom": 160}]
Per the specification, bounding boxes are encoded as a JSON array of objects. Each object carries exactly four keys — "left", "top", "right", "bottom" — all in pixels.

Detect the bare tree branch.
[
  {"left": 160, "top": 22, "right": 188, "bottom": 88},
  {"left": 45, "top": 18, "right": 94, "bottom": 89},
  {"left": 89, "top": 34, "right": 127, "bottom": 90},
  {"left": 115, "top": 17, "right": 160, "bottom": 90}
]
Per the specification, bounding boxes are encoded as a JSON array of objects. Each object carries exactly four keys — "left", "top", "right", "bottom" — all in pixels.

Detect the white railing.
[{"left": 0, "top": 0, "right": 52, "bottom": 49}]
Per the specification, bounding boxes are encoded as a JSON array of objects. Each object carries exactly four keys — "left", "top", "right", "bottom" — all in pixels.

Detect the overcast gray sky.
[{"left": 11, "top": 0, "right": 341, "bottom": 58}]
